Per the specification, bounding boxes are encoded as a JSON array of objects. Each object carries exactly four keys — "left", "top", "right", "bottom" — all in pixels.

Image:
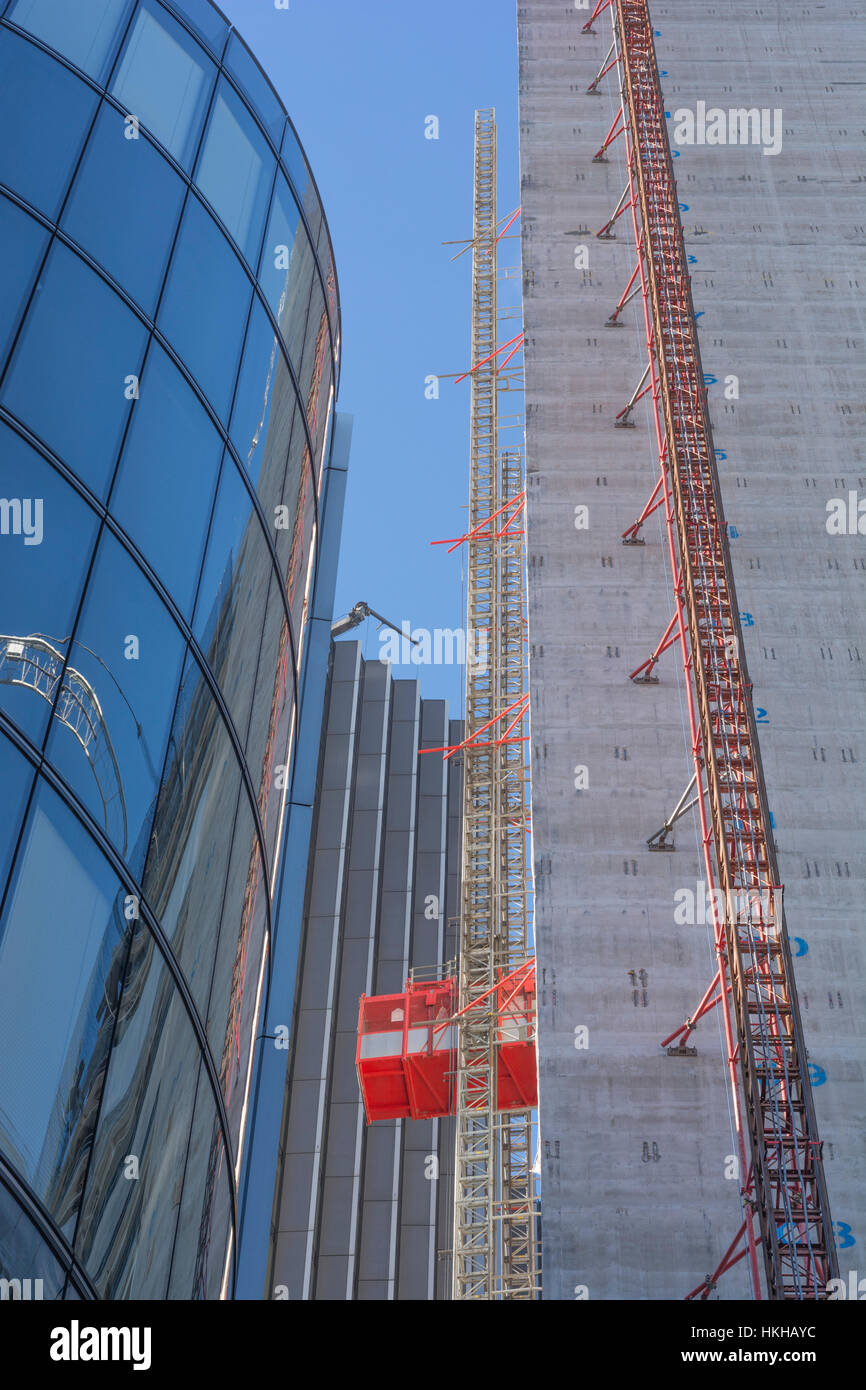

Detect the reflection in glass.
[
  {"left": 0, "top": 29, "right": 98, "bottom": 219},
  {"left": 298, "top": 279, "right": 332, "bottom": 475},
  {"left": 158, "top": 194, "right": 252, "bottom": 422},
  {"left": 111, "top": 0, "right": 214, "bottom": 170},
  {"left": 160, "top": 0, "right": 229, "bottom": 58},
  {"left": 0, "top": 424, "right": 101, "bottom": 746},
  {"left": 286, "top": 470, "right": 316, "bottom": 651},
  {"left": 229, "top": 295, "right": 300, "bottom": 510},
  {"left": 7, "top": 0, "right": 133, "bottom": 83},
  {"left": 0, "top": 194, "right": 50, "bottom": 371},
  {"left": 257, "top": 177, "right": 314, "bottom": 376},
  {"left": 194, "top": 456, "right": 275, "bottom": 743},
  {"left": 0, "top": 1180, "right": 67, "bottom": 1299},
  {"left": 193, "top": 456, "right": 296, "bottom": 862},
  {"left": 62, "top": 104, "right": 185, "bottom": 317},
  {"left": 73, "top": 927, "right": 204, "bottom": 1298},
  {"left": 0, "top": 783, "right": 129, "bottom": 1238},
  {"left": 45, "top": 531, "right": 187, "bottom": 878},
  {"left": 316, "top": 216, "right": 339, "bottom": 337},
  {"left": 244, "top": 579, "right": 295, "bottom": 871},
  {"left": 142, "top": 648, "right": 246, "bottom": 1021},
  {"left": 206, "top": 784, "right": 268, "bottom": 1157},
  {"left": 109, "top": 342, "right": 223, "bottom": 618},
  {"left": 0, "top": 729, "right": 35, "bottom": 896},
  {"left": 223, "top": 32, "right": 284, "bottom": 146},
  {"left": 280, "top": 123, "right": 322, "bottom": 243},
  {"left": 196, "top": 77, "right": 274, "bottom": 265},
  {"left": 0, "top": 243, "right": 148, "bottom": 500},
  {"left": 270, "top": 385, "right": 308, "bottom": 594},
  {"left": 166, "top": 1084, "right": 232, "bottom": 1299}
]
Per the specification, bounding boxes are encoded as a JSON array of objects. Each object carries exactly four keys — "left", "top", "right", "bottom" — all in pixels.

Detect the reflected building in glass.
[{"left": 0, "top": 0, "right": 346, "bottom": 1299}]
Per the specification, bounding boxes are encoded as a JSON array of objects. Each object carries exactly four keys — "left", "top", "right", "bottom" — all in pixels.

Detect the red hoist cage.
[
  {"left": 582, "top": 0, "right": 838, "bottom": 1299},
  {"left": 357, "top": 961, "right": 537, "bottom": 1123}
]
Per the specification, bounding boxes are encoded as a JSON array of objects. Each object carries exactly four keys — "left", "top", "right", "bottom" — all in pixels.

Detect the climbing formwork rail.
[{"left": 588, "top": 0, "right": 837, "bottom": 1299}]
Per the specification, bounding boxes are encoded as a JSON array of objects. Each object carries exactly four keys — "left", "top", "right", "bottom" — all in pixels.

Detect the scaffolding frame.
[{"left": 450, "top": 110, "right": 539, "bottom": 1300}]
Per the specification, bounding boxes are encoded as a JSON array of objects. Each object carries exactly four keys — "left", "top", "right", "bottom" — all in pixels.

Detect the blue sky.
[{"left": 218, "top": 0, "right": 520, "bottom": 709}]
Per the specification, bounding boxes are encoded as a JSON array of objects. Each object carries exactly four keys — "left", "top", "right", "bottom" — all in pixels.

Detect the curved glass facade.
[{"left": 0, "top": 0, "right": 340, "bottom": 1298}]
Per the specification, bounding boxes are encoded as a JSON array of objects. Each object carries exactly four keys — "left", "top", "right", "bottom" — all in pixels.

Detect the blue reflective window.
[
  {"left": 111, "top": 0, "right": 214, "bottom": 170},
  {"left": 143, "top": 650, "right": 245, "bottom": 1013},
  {"left": 298, "top": 277, "right": 328, "bottom": 421},
  {"left": 193, "top": 456, "right": 275, "bottom": 740},
  {"left": 195, "top": 77, "right": 274, "bottom": 265},
  {"left": 229, "top": 294, "right": 298, "bottom": 498},
  {"left": 158, "top": 194, "right": 252, "bottom": 421},
  {"left": 0, "top": 1179, "right": 67, "bottom": 1299},
  {"left": 286, "top": 466, "right": 316, "bottom": 645},
  {"left": 0, "top": 243, "right": 148, "bottom": 500},
  {"left": 166, "top": 1100, "right": 231, "bottom": 1299},
  {"left": 258, "top": 177, "right": 316, "bottom": 378},
  {"left": 303, "top": 306, "right": 334, "bottom": 483},
  {"left": 280, "top": 122, "right": 317, "bottom": 222},
  {"left": 74, "top": 934, "right": 204, "bottom": 1297},
  {"left": 45, "top": 531, "right": 187, "bottom": 876},
  {"left": 0, "top": 424, "right": 101, "bottom": 746},
  {"left": 317, "top": 216, "right": 338, "bottom": 331},
  {"left": 160, "top": 0, "right": 229, "bottom": 57},
  {"left": 110, "top": 343, "right": 222, "bottom": 617},
  {"left": 223, "top": 32, "right": 284, "bottom": 146},
  {"left": 270, "top": 383, "right": 307, "bottom": 585},
  {"left": 205, "top": 783, "right": 267, "bottom": 1141},
  {"left": 280, "top": 121, "right": 322, "bottom": 247},
  {"left": 246, "top": 580, "right": 295, "bottom": 868},
  {"left": 256, "top": 175, "right": 302, "bottom": 324},
  {"left": 0, "top": 782, "right": 128, "bottom": 1236},
  {"left": 62, "top": 104, "right": 185, "bottom": 317},
  {"left": 0, "top": 193, "right": 49, "bottom": 371},
  {"left": 0, "top": 29, "right": 98, "bottom": 219},
  {"left": 214, "top": 798, "right": 268, "bottom": 1150},
  {"left": 0, "top": 730, "right": 35, "bottom": 897},
  {"left": 6, "top": 0, "right": 133, "bottom": 83}
]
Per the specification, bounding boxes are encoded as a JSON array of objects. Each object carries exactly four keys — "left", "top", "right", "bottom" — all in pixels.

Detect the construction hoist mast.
[
  {"left": 586, "top": 0, "right": 837, "bottom": 1298},
  {"left": 450, "top": 109, "right": 539, "bottom": 1300}
]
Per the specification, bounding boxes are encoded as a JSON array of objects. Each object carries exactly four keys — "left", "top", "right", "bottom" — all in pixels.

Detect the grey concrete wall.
[
  {"left": 519, "top": 0, "right": 865, "bottom": 1300},
  {"left": 270, "top": 644, "right": 461, "bottom": 1298}
]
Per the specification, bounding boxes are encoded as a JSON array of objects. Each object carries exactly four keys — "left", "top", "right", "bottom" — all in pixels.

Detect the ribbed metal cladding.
[{"left": 269, "top": 641, "right": 462, "bottom": 1299}]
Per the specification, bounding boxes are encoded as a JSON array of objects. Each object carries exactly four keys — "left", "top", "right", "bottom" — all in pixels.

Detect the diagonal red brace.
[
  {"left": 496, "top": 207, "right": 521, "bottom": 242},
  {"left": 607, "top": 261, "right": 641, "bottom": 325},
  {"left": 622, "top": 475, "right": 663, "bottom": 542},
  {"left": 454, "top": 332, "right": 525, "bottom": 386},
  {"left": 593, "top": 109, "right": 624, "bottom": 162},
  {"left": 431, "top": 493, "right": 526, "bottom": 553},
  {"left": 615, "top": 377, "right": 652, "bottom": 425},
  {"left": 629, "top": 611, "right": 678, "bottom": 682},
  {"left": 661, "top": 971, "right": 732, "bottom": 1049},
  {"left": 581, "top": 0, "right": 612, "bottom": 34},
  {"left": 596, "top": 185, "right": 634, "bottom": 240},
  {"left": 419, "top": 694, "right": 530, "bottom": 760},
  {"left": 587, "top": 54, "right": 619, "bottom": 94}
]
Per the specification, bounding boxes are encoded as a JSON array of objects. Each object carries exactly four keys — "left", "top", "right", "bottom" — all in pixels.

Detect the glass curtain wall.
[{"left": 0, "top": 0, "right": 339, "bottom": 1299}]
